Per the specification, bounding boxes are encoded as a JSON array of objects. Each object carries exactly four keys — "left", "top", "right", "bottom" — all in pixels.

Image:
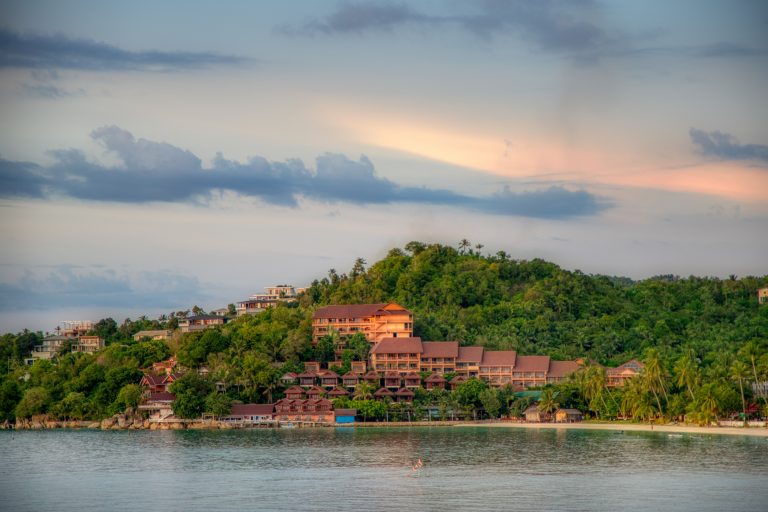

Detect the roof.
[
  {"left": 334, "top": 409, "right": 357, "bottom": 416},
  {"left": 421, "top": 341, "right": 459, "bottom": 358},
  {"left": 284, "top": 385, "right": 305, "bottom": 394},
  {"left": 450, "top": 375, "right": 468, "bottom": 384},
  {"left": 370, "top": 337, "right": 423, "bottom": 355},
  {"left": 342, "top": 372, "right": 362, "bottom": 379},
  {"left": 185, "top": 315, "right": 222, "bottom": 321},
  {"left": 403, "top": 371, "right": 421, "bottom": 379},
  {"left": 306, "top": 386, "right": 326, "bottom": 395},
  {"left": 607, "top": 359, "right": 645, "bottom": 375},
  {"left": 556, "top": 408, "right": 583, "bottom": 415},
  {"left": 319, "top": 370, "right": 339, "bottom": 378},
  {"left": 374, "top": 387, "right": 394, "bottom": 397},
  {"left": 313, "top": 303, "right": 411, "bottom": 319},
  {"left": 425, "top": 373, "right": 447, "bottom": 383},
  {"left": 141, "top": 374, "right": 165, "bottom": 386},
  {"left": 524, "top": 405, "right": 540, "bottom": 414},
  {"left": 134, "top": 330, "right": 171, "bottom": 338},
  {"left": 395, "top": 388, "right": 415, "bottom": 396},
  {"left": 297, "top": 371, "right": 317, "bottom": 378},
  {"left": 457, "top": 346, "right": 484, "bottom": 362},
  {"left": 43, "top": 335, "right": 70, "bottom": 341},
  {"left": 328, "top": 387, "right": 349, "bottom": 396},
  {"left": 548, "top": 360, "right": 580, "bottom": 378},
  {"left": 481, "top": 350, "right": 517, "bottom": 366},
  {"left": 230, "top": 403, "right": 274, "bottom": 416},
  {"left": 513, "top": 355, "right": 551, "bottom": 372},
  {"left": 364, "top": 370, "right": 381, "bottom": 380}
]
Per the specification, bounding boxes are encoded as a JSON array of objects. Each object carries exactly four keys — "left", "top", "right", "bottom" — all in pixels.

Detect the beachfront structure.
[
  {"left": 555, "top": 408, "right": 584, "bottom": 423},
  {"left": 606, "top": 359, "right": 644, "bottom": 387},
  {"left": 221, "top": 404, "right": 275, "bottom": 424},
  {"left": 133, "top": 330, "right": 173, "bottom": 342},
  {"left": 179, "top": 315, "right": 226, "bottom": 333},
  {"left": 273, "top": 398, "right": 334, "bottom": 423},
  {"left": 236, "top": 285, "right": 304, "bottom": 316},
  {"left": 72, "top": 335, "right": 104, "bottom": 354},
  {"left": 370, "top": 337, "right": 581, "bottom": 389},
  {"left": 139, "top": 392, "right": 176, "bottom": 421},
  {"left": 311, "top": 303, "right": 413, "bottom": 345}
]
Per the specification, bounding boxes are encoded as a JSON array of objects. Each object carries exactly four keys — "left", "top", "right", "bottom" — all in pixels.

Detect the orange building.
[
  {"left": 606, "top": 359, "right": 644, "bottom": 387},
  {"left": 312, "top": 303, "right": 413, "bottom": 345},
  {"left": 370, "top": 337, "right": 422, "bottom": 372}
]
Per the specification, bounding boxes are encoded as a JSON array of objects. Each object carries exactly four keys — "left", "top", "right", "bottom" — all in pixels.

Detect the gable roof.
[
  {"left": 328, "top": 387, "right": 349, "bottom": 396},
  {"left": 374, "top": 387, "right": 394, "bottom": 397},
  {"left": 395, "top": 388, "right": 415, "bottom": 396},
  {"left": 513, "top": 355, "right": 551, "bottom": 372},
  {"left": 425, "top": 373, "right": 447, "bottom": 383},
  {"left": 370, "top": 337, "right": 423, "bottom": 354},
  {"left": 141, "top": 374, "right": 165, "bottom": 386},
  {"left": 481, "top": 350, "right": 517, "bottom": 366},
  {"left": 421, "top": 341, "right": 459, "bottom": 358},
  {"left": 313, "top": 303, "right": 411, "bottom": 319},
  {"left": 548, "top": 360, "right": 580, "bottom": 378},
  {"left": 284, "top": 385, "right": 305, "bottom": 394},
  {"left": 147, "top": 392, "right": 176, "bottom": 402},
  {"left": 334, "top": 408, "right": 357, "bottom": 416},
  {"left": 457, "top": 346, "right": 484, "bottom": 362}
]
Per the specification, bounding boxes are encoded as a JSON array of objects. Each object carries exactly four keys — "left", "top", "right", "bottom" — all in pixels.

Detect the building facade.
[{"left": 312, "top": 303, "right": 413, "bottom": 345}]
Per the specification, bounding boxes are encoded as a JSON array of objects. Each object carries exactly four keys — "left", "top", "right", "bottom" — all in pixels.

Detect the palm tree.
[
  {"left": 642, "top": 348, "right": 668, "bottom": 414},
  {"left": 696, "top": 384, "right": 719, "bottom": 426},
  {"left": 674, "top": 350, "right": 699, "bottom": 400},
  {"left": 458, "top": 239, "right": 471, "bottom": 255},
  {"left": 731, "top": 360, "right": 750, "bottom": 426},
  {"left": 739, "top": 340, "right": 763, "bottom": 400},
  {"left": 537, "top": 389, "right": 560, "bottom": 420},
  {"left": 353, "top": 382, "right": 375, "bottom": 401}
]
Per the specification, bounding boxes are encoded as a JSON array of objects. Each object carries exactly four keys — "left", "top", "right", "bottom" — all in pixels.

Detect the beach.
[{"left": 456, "top": 421, "right": 768, "bottom": 437}]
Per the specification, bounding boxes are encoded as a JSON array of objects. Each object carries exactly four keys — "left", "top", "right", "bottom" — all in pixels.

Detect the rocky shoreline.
[{"left": 5, "top": 414, "right": 264, "bottom": 431}]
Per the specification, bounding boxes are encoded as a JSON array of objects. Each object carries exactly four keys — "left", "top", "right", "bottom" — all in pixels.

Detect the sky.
[{"left": 1, "top": 0, "right": 767, "bottom": 333}]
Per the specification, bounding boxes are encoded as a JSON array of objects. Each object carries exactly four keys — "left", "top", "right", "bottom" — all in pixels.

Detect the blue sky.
[{"left": 1, "top": 0, "right": 767, "bottom": 332}]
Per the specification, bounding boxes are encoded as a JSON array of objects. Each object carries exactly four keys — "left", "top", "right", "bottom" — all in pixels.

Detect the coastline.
[{"left": 454, "top": 421, "right": 768, "bottom": 437}]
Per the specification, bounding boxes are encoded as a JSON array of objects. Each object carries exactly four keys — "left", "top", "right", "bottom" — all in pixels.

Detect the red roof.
[
  {"left": 342, "top": 372, "right": 362, "bottom": 379},
  {"left": 334, "top": 408, "right": 357, "bottom": 416},
  {"left": 370, "top": 337, "right": 423, "bottom": 354},
  {"left": 306, "top": 386, "right": 326, "bottom": 395},
  {"left": 450, "top": 375, "right": 468, "bottom": 384},
  {"left": 395, "top": 388, "right": 415, "bottom": 396},
  {"left": 285, "top": 385, "right": 305, "bottom": 395},
  {"left": 141, "top": 374, "right": 165, "bottom": 386},
  {"left": 425, "top": 373, "right": 447, "bottom": 383},
  {"left": 364, "top": 370, "right": 381, "bottom": 380},
  {"left": 313, "top": 303, "right": 411, "bottom": 319},
  {"left": 421, "top": 341, "right": 459, "bottom": 358},
  {"left": 328, "top": 387, "right": 349, "bottom": 396},
  {"left": 481, "top": 350, "right": 517, "bottom": 366},
  {"left": 319, "top": 370, "right": 339, "bottom": 378},
  {"left": 384, "top": 371, "right": 401, "bottom": 378},
  {"left": 513, "top": 355, "right": 550, "bottom": 372},
  {"left": 297, "top": 371, "right": 317, "bottom": 378},
  {"left": 403, "top": 371, "right": 421, "bottom": 379},
  {"left": 374, "top": 387, "right": 394, "bottom": 397},
  {"left": 230, "top": 403, "right": 274, "bottom": 416},
  {"left": 457, "top": 346, "right": 484, "bottom": 363},
  {"left": 548, "top": 360, "right": 580, "bottom": 378}
]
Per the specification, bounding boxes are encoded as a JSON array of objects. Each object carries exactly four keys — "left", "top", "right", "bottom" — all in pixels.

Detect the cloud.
[
  {"left": 20, "top": 83, "right": 86, "bottom": 98},
  {"left": 0, "top": 125, "right": 607, "bottom": 219},
  {"left": 690, "top": 128, "right": 768, "bottom": 163},
  {"left": 0, "top": 27, "right": 247, "bottom": 71},
  {"left": 0, "top": 266, "right": 204, "bottom": 311},
  {"left": 281, "top": 0, "right": 619, "bottom": 55}
]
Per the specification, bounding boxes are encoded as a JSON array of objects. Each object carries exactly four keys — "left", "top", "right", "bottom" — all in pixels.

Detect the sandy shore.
[{"left": 454, "top": 421, "right": 768, "bottom": 437}]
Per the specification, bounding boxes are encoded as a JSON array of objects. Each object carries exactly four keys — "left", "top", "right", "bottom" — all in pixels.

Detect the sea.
[{"left": 1, "top": 426, "right": 766, "bottom": 511}]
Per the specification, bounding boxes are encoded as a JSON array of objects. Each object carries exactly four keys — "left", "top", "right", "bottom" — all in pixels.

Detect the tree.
[
  {"left": 731, "top": 360, "right": 750, "bottom": 426},
  {"left": 15, "top": 387, "right": 51, "bottom": 419},
  {"left": 112, "top": 384, "right": 143, "bottom": 414},
  {"left": 54, "top": 392, "right": 88, "bottom": 420},
  {"left": 227, "top": 303, "right": 237, "bottom": 316},
  {"left": 204, "top": 392, "right": 232, "bottom": 419},
  {"left": 538, "top": 388, "right": 560, "bottom": 417},
  {"left": 0, "top": 379, "right": 22, "bottom": 421},
  {"left": 479, "top": 388, "right": 501, "bottom": 419},
  {"left": 353, "top": 382, "right": 375, "bottom": 401},
  {"left": 674, "top": 351, "right": 699, "bottom": 401}
]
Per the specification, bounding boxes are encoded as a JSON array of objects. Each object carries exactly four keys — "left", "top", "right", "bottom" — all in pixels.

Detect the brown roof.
[
  {"left": 230, "top": 403, "right": 274, "bottom": 416},
  {"left": 370, "top": 337, "right": 423, "bottom": 354},
  {"left": 513, "top": 355, "right": 550, "bottom": 372},
  {"left": 480, "top": 350, "right": 517, "bottom": 366},
  {"left": 364, "top": 370, "right": 381, "bottom": 380},
  {"left": 457, "top": 346, "right": 484, "bottom": 363},
  {"left": 284, "top": 385, "right": 305, "bottom": 394},
  {"left": 425, "top": 373, "right": 447, "bottom": 383},
  {"left": 395, "top": 388, "right": 415, "bottom": 396},
  {"left": 607, "top": 359, "right": 645, "bottom": 375},
  {"left": 319, "top": 370, "right": 339, "bottom": 378},
  {"left": 548, "top": 360, "right": 580, "bottom": 378},
  {"left": 313, "top": 303, "right": 411, "bottom": 319},
  {"left": 306, "top": 386, "right": 326, "bottom": 395},
  {"left": 384, "top": 370, "right": 401, "bottom": 378},
  {"left": 297, "top": 371, "right": 317, "bottom": 378},
  {"left": 374, "top": 387, "right": 394, "bottom": 397},
  {"left": 141, "top": 374, "right": 165, "bottom": 386},
  {"left": 328, "top": 387, "right": 349, "bottom": 396},
  {"left": 403, "top": 371, "right": 421, "bottom": 379},
  {"left": 450, "top": 375, "right": 468, "bottom": 384},
  {"left": 421, "top": 341, "right": 459, "bottom": 358},
  {"left": 334, "top": 409, "right": 357, "bottom": 416},
  {"left": 342, "top": 372, "right": 362, "bottom": 379}
]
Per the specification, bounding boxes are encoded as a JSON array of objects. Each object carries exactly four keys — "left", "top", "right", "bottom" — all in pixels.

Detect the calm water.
[{"left": 1, "top": 427, "right": 766, "bottom": 511}]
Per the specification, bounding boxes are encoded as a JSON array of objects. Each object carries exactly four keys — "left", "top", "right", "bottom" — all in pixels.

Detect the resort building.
[
  {"left": 221, "top": 404, "right": 275, "bottom": 424},
  {"left": 606, "top": 359, "right": 644, "bottom": 387},
  {"left": 273, "top": 398, "right": 334, "bottom": 423},
  {"left": 133, "top": 330, "right": 173, "bottom": 342},
  {"left": 236, "top": 285, "right": 304, "bottom": 316},
  {"left": 369, "top": 337, "right": 581, "bottom": 389},
  {"left": 759, "top": 287, "right": 768, "bottom": 305},
  {"left": 32, "top": 335, "right": 70, "bottom": 360},
  {"left": 59, "top": 320, "right": 94, "bottom": 338},
  {"left": 311, "top": 303, "right": 413, "bottom": 345},
  {"left": 72, "top": 335, "right": 104, "bottom": 354},
  {"left": 179, "top": 315, "right": 226, "bottom": 333}
]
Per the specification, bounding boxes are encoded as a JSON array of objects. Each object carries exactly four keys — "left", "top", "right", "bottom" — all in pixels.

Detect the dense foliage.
[{"left": 0, "top": 241, "right": 766, "bottom": 424}]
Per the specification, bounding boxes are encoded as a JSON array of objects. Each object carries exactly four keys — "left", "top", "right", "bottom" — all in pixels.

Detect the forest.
[{"left": 1, "top": 241, "right": 766, "bottom": 424}]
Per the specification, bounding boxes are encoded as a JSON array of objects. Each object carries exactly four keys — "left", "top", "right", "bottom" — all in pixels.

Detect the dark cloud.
[
  {"left": 0, "top": 27, "right": 247, "bottom": 71},
  {"left": 281, "top": 0, "right": 618, "bottom": 56},
  {"left": 690, "top": 128, "right": 768, "bottom": 163},
  {"left": 0, "top": 266, "right": 204, "bottom": 311},
  {"left": 20, "top": 82, "right": 85, "bottom": 98},
  {"left": 0, "top": 126, "right": 608, "bottom": 219}
]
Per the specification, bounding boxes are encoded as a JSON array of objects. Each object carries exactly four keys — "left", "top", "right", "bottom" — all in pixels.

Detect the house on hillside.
[
  {"left": 134, "top": 330, "right": 173, "bottom": 342},
  {"left": 178, "top": 315, "right": 225, "bottom": 333},
  {"left": 312, "top": 303, "right": 413, "bottom": 345},
  {"left": 607, "top": 359, "right": 644, "bottom": 387}
]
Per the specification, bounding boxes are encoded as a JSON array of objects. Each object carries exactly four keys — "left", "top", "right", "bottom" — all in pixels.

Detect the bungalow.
[
  {"left": 327, "top": 387, "right": 350, "bottom": 399},
  {"left": 298, "top": 371, "right": 317, "bottom": 387},
  {"left": 140, "top": 374, "right": 167, "bottom": 393},
  {"left": 305, "top": 386, "right": 326, "bottom": 399},
  {"left": 374, "top": 387, "right": 395, "bottom": 400},
  {"left": 350, "top": 361, "right": 367, "bottom": 373},
  {"left": 555, "top": 408, "right": 583, "bottom": 423},
  {"left": 284, "top": 385, "right": 306, "bottom": 400},
  {"left": 273, "top": 398, "right": 334, "bottom": 423},
  {"left": 281, "top": 372, "right": 298, "bottom": 385},
  {"left": 384, "top": 371, "right": 402, "bottom": 389},
  {"left": 319, "top": 370, "right": 339, "bottom": 388},
  {"left": 342, "top": 371, "right": 362, "bottom": 389},
  {"left": 139, "top": 392, "right": 176, "bottom": 421},
  {"left": 32, "top": 335, "right": 70, "bottom": 360},
  {"left": 425, "top": 373, "right": 447, "bottom": 390},
  {"left": 395, "top": 388, "right": 415, "bottom": 403},
  {"left": 221, "top": 403, "right": 275, "bottom": 424},
  {"left": 403, "top": 371, "right": 421, "bottom": 388},
  {"left": 304, "top": 362, "right": 321, "bottom": 373},
  {"left": 524, "top": 405, "right": 546, "bottom": 422},
  {"left": 363, "top": 370, "right": 381, "bottom": 387},
  {"left": 449, "top": 375, "right": 468, "bottom": 390}
]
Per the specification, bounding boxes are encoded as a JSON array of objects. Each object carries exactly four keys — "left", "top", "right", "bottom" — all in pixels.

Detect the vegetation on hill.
[{"left": 0, "top": 241, "right": 766, "bottom": 424}]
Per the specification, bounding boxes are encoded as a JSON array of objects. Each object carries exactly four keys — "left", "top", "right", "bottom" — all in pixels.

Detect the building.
[
  {"left": 138, "top": 392, "right": 176, "bottom": 421},
  {"left": 59, "top": 321, "right": 94, "bottom": 338},
  {"left": 221, "top": 403, "right": 275, "bottom": 424},
  {"left": 524, "top": 405, "right": 545, "bottom": 422},
  {"left": 133, "top": 330, "right": 173, "bottom": 342},
  {"left": 369, "top": 337, "right": 580, "bottom": 389},
  {"left": 606, "top": 359, "right": 644, "bottom": 387},
  {"left": 759, "top": 287, "right": 768, "bottom": 305},
  {"left": 311, "top": 303, "right": 413, "bottom": 345},
  {"left": 72, "top": 336, "right": 104, "bottom": 354},
  {"left": 335, "top": 408, "right": 357, "bottom": 424},
  {"left": 236, "top": 285, "right": 304, "bottom": 316},
  {"left": 555, "top": 408, "right": 583, "bottom": 423},
  {"left": 178, "top": 315, "right": 226, "bottom": 333},
  {"left": 31, "top": 335, "right": 70, "bottom": 360},
  {"left": 273, "top": 398, "right": 334, "bottom": 423}
]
